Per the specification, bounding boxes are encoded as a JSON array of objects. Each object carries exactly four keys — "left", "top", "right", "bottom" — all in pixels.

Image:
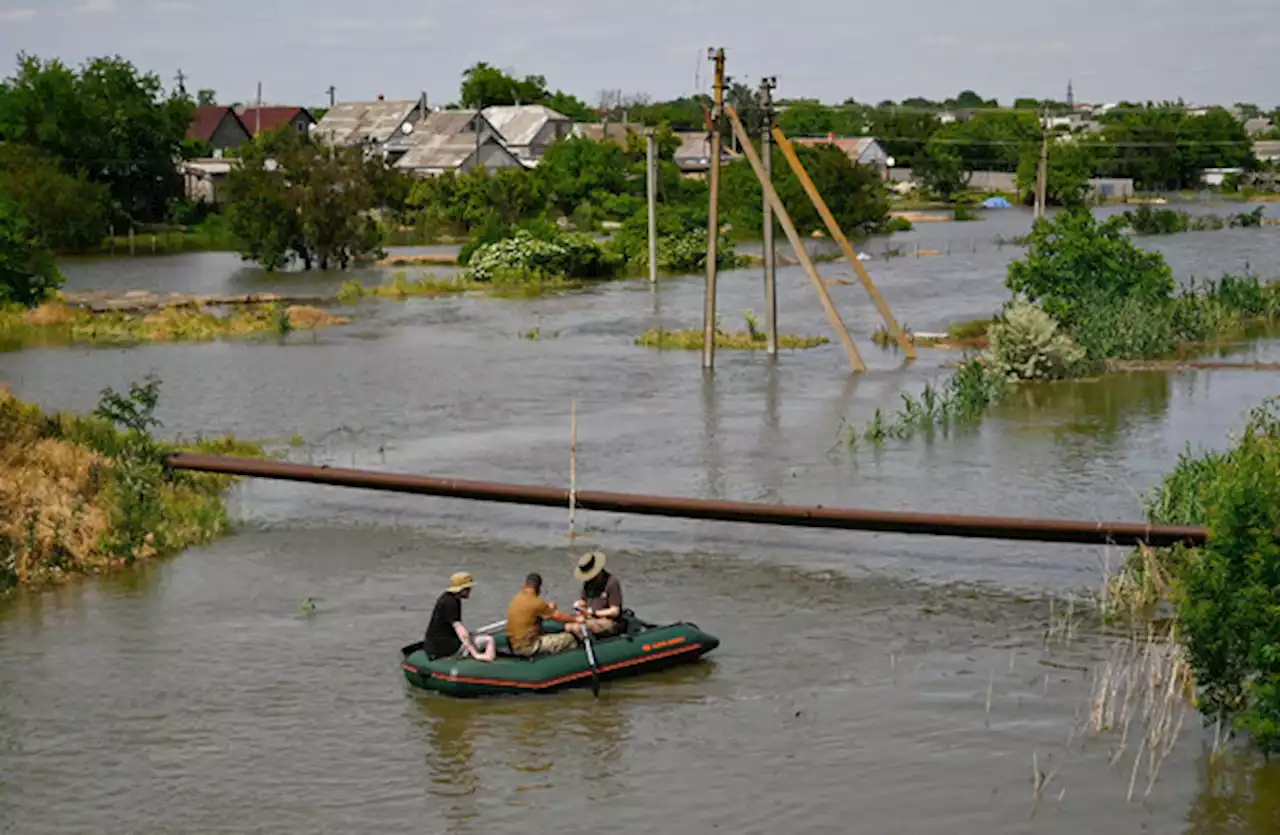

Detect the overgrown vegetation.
[
  {"left": 1122, "top": 205, "right": 1266, "bottom": 235},
  {"left": 852, "top": 359, "right": 1006, "bottom": 444},
  {"left": 0, "top": 301, "right": 347, "bottom": 349},
  {"left": 637, "top": 311, "right": 828, "bottom": 350},
  {"left": 1102, "top": 401, "right": 1280, "bottom": 756},
  {"left": 0, "top": 378, "right": 264, "bottom": 591}
]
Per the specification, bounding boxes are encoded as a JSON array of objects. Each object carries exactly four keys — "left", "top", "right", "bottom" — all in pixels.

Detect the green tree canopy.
[
  {"left": 0, "top": 143, "right": 111, "bottom": 252},
  {"left": 0, "top": 194, "right": 61, "bottom": 306}
]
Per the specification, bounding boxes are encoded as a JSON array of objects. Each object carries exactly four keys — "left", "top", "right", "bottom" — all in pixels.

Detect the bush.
[
  {"left": 1173, "top": 401, "right": 1280, "bottom": 754},
  {"left": 983, "top": 300, "right": 1086, "bottom": 380},
  {"left": 1007, "top": 211, "right": 1175, "bottom": 331},
  {"left": 465, "top": 230, "right": 622, "bottom": 282}
]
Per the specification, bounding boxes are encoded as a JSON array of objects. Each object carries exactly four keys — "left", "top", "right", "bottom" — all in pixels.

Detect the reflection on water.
[
  {"left": 1186, "top": 751, "right": 1280, "bottom": 834},
  {"left": 412, "top": 696, "right": 481, "bottom": 829},
  {"left": 1001, "top": 371, "right": 1172, "bottom": 443}
]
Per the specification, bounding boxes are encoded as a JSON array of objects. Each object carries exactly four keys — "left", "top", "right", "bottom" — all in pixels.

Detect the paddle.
[{"left": 577, "top": 603, "right": 602, "bottom": 698}]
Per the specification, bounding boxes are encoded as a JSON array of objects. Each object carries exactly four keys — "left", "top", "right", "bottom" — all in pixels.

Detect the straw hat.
[
  {"left": 573, "top": 551, "right": 607, "bottom": 582},
  {"left": 446, "top": 571, "right": 474, "bottom": 593}
]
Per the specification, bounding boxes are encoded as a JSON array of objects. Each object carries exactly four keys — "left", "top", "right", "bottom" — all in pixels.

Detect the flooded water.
[{"left": 2, "top": 205, "right": 1280, "bottom": 833}]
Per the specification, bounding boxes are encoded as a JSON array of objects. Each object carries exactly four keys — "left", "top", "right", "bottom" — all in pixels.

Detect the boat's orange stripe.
[{"left": 423, "top": 643, "right": 705, "bottom": 689}]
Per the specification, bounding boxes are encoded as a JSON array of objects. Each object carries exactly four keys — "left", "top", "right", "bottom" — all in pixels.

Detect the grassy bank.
[
  {"left": 336, "top": 271, "right": 588, "bottom": 303},
  {"left": 1, "top": 378, "right": 264, "bottom": 591},
  {"left": 0, "top": 301, "right": 348, "bottom": 349}
]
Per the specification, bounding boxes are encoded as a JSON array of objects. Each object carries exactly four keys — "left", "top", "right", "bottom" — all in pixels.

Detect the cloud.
[
  {"left": 153, "top": 0, "right": 193, "bottom": 10},
  {"left": 0, "top": 7, "right": 36, "bottom": 20},
  {"left": 74, "top": 0, "right": 116, "bottom": 13}
]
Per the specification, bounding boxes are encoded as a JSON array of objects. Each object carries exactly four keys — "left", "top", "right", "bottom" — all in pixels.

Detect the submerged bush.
[
  {"left": 465, "top": 230, "right": 622, "bottom": 282},
  {"left": 853, "top": 358, "right": 1007, "bottom": 445},
  {"left": 983, "top": 300, "right": 1086, "bottom": 380}
]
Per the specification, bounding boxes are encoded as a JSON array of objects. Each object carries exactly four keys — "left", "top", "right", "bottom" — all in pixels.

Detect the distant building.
[
  {"left": 186, "top": 106, "right": 251, "bottom": 152},
  {"left": 572, "top": 121, "right": 643, "bottom": 143},
  {"left": 394, "top": 109, "right": 521, "bottom": 176},
  {"left": 671, "top": 131, "right": 740, "bottom": 178},
  {"left": 236, "top": 106, "right": 316, "bottom": 137},
  {"left": 1088, "top": 177, "right": 1135, "bottom": 200},
  {"left": 313, "top": 95, "right": 430, "bottom": 161},
  {"left": 791, "top": 135, "right": 893, "bottom": 178},
  {"left": 481, "top": 105, "right": 574, "bottom": 161},
  {"left": 1244, "top": 119, "right": 1276, "bottom": 138},
  {"left": 178, "top": 158, "right": 237, "bottom": 204},
  {"left": 1254, "top": 140, "right": 1280, "bottom": 163}
]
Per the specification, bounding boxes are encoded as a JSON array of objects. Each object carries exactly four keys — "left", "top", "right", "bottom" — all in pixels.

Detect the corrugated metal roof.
[
  {"left": 482, "top": 105, "right": 569, "bottom": 148},
  {"left": 314, "top": 100, "right": 420, "bottom": 146},
  {"left": 671, "top": 132, "right": 739, "bottom": 166},
  {"left": 792, "top": 136, "right": 879, "bottom": 159},
  {"left": 395, "top": 135, "right": 477, "bottom": 171},
  {"left": 573, "top": 122, "right": 642, "bottom": 142},
  {"left": 1255, "top": 140, "right": 1280, "bottom": 159},
  {"left": 419, "top": 109, "right": 484, "bottom": 137}
]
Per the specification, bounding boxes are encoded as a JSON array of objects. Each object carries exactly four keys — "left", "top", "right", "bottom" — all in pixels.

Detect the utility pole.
[
  {"left": 327, "top": 85, "right": 336, "bottom": 109},
  {"left": 758, "top": 76, "right": 778, "bottom": 355},
  {"left": 701, "top": 47, "right": 726, "bottom": 372},
  {"left": 645, "top": 127, "right": 658, "bottom": 285},
  {"left": 255, "top": 81, "right": 263, "bottom": 136},
  {"left": 175, "top": 69, "right": 186, "bottom": 97},
  {"left": 1034, "top": 106, "right": 1048, "bottom": 220}
]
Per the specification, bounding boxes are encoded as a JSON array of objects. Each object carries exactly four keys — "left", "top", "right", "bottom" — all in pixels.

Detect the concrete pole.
[
  {"left": 759, "top": 76, "right": 778, "bottom": 355},
  {"left": 645, "top": 128, "right": 658, "bottom": 284},
  {"left": 1034, "top": 107, "right": 1048, "bottom": 220},
  {"left": 701, "top": 47, "right": 726, "bottom": 372}
]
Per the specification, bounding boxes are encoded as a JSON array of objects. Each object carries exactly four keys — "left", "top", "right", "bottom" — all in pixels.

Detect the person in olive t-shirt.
[
  {"left": 506, "top": 572, "right": 583, "bottom": 656},
  {"left": 424, "top": 572, "right": 496, "bottom": 661},
  {"left": 569, "top": 551, "right": 623, "bottom": 638}
]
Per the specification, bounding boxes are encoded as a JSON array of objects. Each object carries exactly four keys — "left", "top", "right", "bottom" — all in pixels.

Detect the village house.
[
  {"left": 481, "top": 105, "right": 573, "bottom": 162},
  {"left": 178, "top": 158, "right": 236, "bottom": 205},
  {"left": 571, "top": 121, "right": 643, "bottom": 143},
  {"left": 394, "top": 109, "right": 522, "bottom": 176},
  {"left": 1254, "top": 140, "right": 1280, "bottom": 164},
  {"left": 236, "top": 106, "right": 316, "bottom": 137},
  {"left": 791, "top": 135, "right": 893, "bottom": 178},
  {"left": 313, "top": 95, "right": 430, "bottom": 162},
  {"left": 186, "top": 106, "right": 252, "bottom": 153},
  {"left": 671, "top": 131, "right": 740, "bottom": 178}
]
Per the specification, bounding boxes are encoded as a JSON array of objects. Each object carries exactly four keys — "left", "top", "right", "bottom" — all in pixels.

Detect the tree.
[
  {"left": 197, "top": 89, "right": 217, "bottom": 107},
  {"left": 0, "top": 143, "right": 111, "bottom": 252},
  {"left": 914, "top": 139, "right": 970, "bottom": 200},
  {"left": 1015, "top": 140, "right": 1097, "bottom": 209},
  {"left": 459, "top": 62, "right": 548, "bottom": 109},
  {"left": 720, "top": 142, "right": 889, "bottom": 237},
  {"left": 542, "top": 90, "right": 592, "bottom": 122},
  {"left": 0, "top": 194, "right": 61, "bottom": 306},
  {"left": 224, "top": 132, "right": 383, "bottom": 270},
  {"left": 0, "top": 53, "right": 193, "bottom": 223},
  {"left": 867, "top": 107, "right": 940, "bottom": 164},
  {"left": 1006, "top": 210, "right": 1174, "bottom": 331}
]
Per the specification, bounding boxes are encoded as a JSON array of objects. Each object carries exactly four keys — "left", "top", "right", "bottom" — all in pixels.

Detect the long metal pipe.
[{"left": 165, "top": 453, "right": 1207, "bottom": 548}]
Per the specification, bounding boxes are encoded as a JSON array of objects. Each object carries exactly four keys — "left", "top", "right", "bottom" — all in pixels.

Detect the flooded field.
[{"left": 2, "top": 205, "right": 1279, "bottom": 833}]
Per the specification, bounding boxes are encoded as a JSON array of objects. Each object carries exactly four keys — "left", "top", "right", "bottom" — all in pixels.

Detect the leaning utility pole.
[
  {"left": 1034, "top": 107, "right": 1048, "bottom": 220},
  {"left": 645, "top": 127, "right": 658, "bottom": 285},
  {"left": 701, "top": 47, "right": 726, "bottom": 372},
  {"left": 758, "top": 76, "right": 778, "bottom": 355}
]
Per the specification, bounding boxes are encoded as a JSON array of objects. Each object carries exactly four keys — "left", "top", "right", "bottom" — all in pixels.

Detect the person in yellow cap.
[
  {"left": 423, "top": 572, "right": 496, "bottom": 662},
  {"left": 568, "top": 551, "right": 623, "bottom": 639}
]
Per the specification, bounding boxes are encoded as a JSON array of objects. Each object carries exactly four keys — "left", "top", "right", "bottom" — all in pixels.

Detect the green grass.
[{"left": 636, "top": 328, "right": 829, "bottom": 350}]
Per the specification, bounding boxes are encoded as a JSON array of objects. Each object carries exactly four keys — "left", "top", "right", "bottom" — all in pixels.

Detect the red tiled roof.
[
  {"left": 236, "top": 107, "right": 314, "bottom": 136},
  {"left": 187, "top": 106, "right": 239, "bottom": 141}
]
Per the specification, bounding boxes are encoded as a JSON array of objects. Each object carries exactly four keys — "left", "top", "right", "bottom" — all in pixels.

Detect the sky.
[{"left": 1, "top": 0, "right": 1278, "bottom": 110}]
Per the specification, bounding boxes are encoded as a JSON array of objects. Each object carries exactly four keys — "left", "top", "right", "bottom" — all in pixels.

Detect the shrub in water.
[
  {"left": 983, "top": 300, "right": 1086, "bottom": 380},
  {"left": 465, "top": 230, "right": 621, "bottom": 282}
]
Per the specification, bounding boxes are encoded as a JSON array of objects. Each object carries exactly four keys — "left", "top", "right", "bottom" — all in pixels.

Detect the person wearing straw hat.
[
  {"left": 569, "top": 551, "right": 623, "bottom": 638},
  {"left": 423, "top": 572, "right": 496, "bottom": 662}
]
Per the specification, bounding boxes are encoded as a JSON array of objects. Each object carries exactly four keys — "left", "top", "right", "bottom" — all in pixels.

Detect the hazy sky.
[{"left": 1, "top": 0, "right": 1277, "bottom": 109}]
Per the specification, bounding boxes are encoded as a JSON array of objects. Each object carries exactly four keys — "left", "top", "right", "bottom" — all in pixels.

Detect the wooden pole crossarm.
[
  {"left": 724, "top": 106, "right": 866, "bottom": 374},
  {"left": 772, "top": 128, "right": 916, "bottom": 360}
]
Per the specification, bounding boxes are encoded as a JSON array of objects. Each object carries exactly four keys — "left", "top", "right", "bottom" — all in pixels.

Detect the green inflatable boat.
[{"left": 401, "top": 612, "right": 719, "bottom": 697}]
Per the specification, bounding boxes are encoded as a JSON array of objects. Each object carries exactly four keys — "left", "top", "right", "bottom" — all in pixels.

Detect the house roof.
[
  {"left": 236, "top": 106, "right": 314, "bottom": 136},
  {"left": 671, "top": 131, "right": 740, "bottom": 167},
  {"left": 1244, "top": 118, "right": 1275, "bottom": 137},
  {"left": 792, "top": 136, "right": 883, "bottom": 160},
  {"left": 482, "top": 105, "right": 570, "bottom": 147},
  {"left": 420, "top": 108, "right": 490, "bottom": 137},
  {"left": 1254, "top": 140, "right": 1280, "bottom": 159},
  {"left": 573, "top": 122, "right": 643, "bottom": 142},
  {"left": 314, "top": 99, "right": 421, "bottom": 146},
  {"left": 186, "top": 106, "right": 247, "bottom": 142},
  {"left": 395, "top": 134, "right": 521, "bottom": 172}
]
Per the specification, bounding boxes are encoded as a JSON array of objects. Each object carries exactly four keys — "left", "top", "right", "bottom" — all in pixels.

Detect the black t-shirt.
[{"left": 424, "top": 591, "right": 463, "bottom": 659}]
